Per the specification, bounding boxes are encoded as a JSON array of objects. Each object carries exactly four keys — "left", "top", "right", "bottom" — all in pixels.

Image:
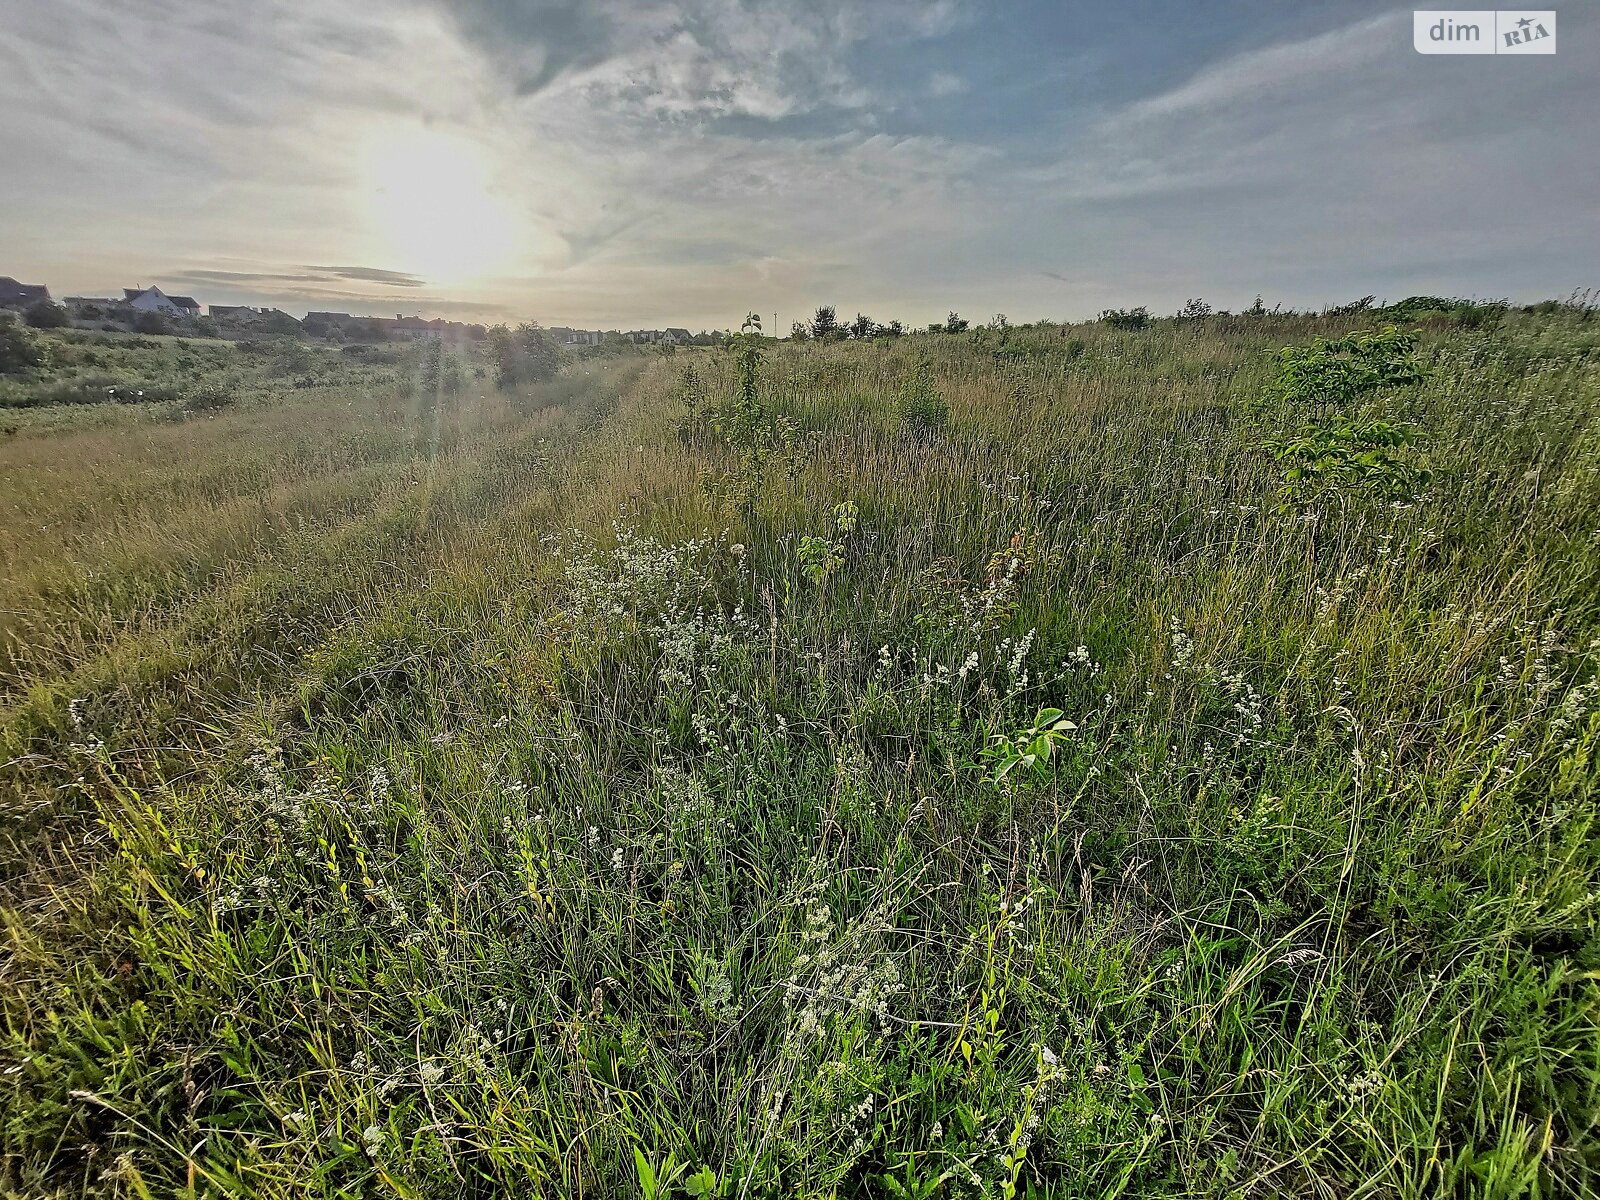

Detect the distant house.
[
  {"left": 625, "top": 328, "right": 692, "bottom": 345},
  {"left": 390, "top": 314, "right": 445, "bottom": 339},
  {"left": 549, "top": 326, "right": 602, "bottom": 346},
  {"left": 0, "top": 276, "right": 50, "bottom": 310},
  {"left": 122, "top": 286, "right": 200, "bottom": 317},
  {"left": 211, "top": 305, "right": 300, "bottom": 327}
]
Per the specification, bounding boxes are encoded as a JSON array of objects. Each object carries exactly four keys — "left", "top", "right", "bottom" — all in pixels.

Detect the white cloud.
[{"left": 1115, "top": 11, "right": 1405, "bottom": 123}]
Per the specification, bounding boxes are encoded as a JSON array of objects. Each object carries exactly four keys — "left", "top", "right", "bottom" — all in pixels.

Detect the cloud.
[
  {"left": 170, "top": 265, "right": 426, "bottom": 289},
  {"left": 308, "top": 266, "right": 427, "bottom": 287},
  {"left": 436, "top": 0, "right": 620, "bottom": 96},
  {"left": 1114, "top": 12, "right": 1405, "bottom": 124},
  {"left": 1, "top": 0, "right": 1594, "bottom": 330},
  {"left": 435, "top": 0, "right": 964, "bottom": 121},
  {"left": 170, "top": 270, "right": 326, "bottom": 286}
]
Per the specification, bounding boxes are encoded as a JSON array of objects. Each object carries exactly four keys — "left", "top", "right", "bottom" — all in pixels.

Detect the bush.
[
  {"left": 1322, "top": 295, "right": 1376, "bottom": 318},
  {"left": 0, "top": 375, "right": 182, "bottom": 409},
  {"left": 1099, "top": 306, "right": 1151, "bottom": 330},
  {"left": 486, "top": 323, "right": 560, "bottom": 390},
  {"left": 132, "top": 310, "right": 171, "bottom": 335},
  {"left": 896, "top": 366, "right": 949, "bottom": 435},
  {"left": 0, "top": 318, "right": 43, "bottom": 374},
  {"left": 182, "top": 379, "right": 234, "bottom": 412},
  {"left": 1383, "top": 296, "right": 1507, "bottom": 330},
  {"left": 1259, "top": 326, "right": 1430, "bottom": 505},
  {"left": 23, "top": 300, "right": 68, "bottom": 329}
]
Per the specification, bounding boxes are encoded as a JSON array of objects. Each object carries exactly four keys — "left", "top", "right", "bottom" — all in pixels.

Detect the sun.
[{"left": 363, "top": 131, "right": 519, "bottom": 285}]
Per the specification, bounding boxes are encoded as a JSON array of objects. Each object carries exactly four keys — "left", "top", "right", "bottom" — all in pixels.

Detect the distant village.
[{"left": 0, "top": 275, "right": 717, "bottom": 346}]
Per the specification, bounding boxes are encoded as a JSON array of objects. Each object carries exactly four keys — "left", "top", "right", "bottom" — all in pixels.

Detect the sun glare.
[{"left": 364, "top": 131, "right": 519, "bottom": 285}]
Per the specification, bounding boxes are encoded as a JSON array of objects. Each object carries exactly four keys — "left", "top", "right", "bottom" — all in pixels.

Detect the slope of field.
[{"left": 2, "top": 313, "right": 1597, "bottom": 1198}]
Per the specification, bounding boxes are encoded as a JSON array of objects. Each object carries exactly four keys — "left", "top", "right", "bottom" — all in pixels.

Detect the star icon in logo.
[{"left": 1517, "top": 16, "right": 1533, "bottom": 29}]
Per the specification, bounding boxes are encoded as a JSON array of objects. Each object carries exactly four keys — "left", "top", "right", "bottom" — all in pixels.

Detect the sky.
[{"left": 2, "top": 1, "right": 1596, "bottom": 330}]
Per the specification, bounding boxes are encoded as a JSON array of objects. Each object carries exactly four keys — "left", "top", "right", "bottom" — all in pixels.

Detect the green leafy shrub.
[
  {"left": 704, "top": 314, "right": 799, "bottom": 515},
  {"left": 895, "top": 366, "right": 949, "bottom": 435},
  {"left": 1259, "top": 326, "right": 1430, "bottom": 504},
  {"left": 1261, "top": 326, "right": 1425, "bottom": 422},
  {"left": 1269, "top": 418, "right": 1431, "bottom": 503}
]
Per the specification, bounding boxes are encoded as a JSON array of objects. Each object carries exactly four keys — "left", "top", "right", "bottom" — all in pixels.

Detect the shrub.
[
  {"left": 1099, "top": 306, "right": 1151, "bottom": 330},
  {"left": 896, "top": 366, "right": 949, "bottom": 435},
  {"left": 182, "top": 379, "right": 234, "bottom": 412},
  {"left": 0, "top": 318, "right": 43, "bottom": 374},
  {"left": 1259, "top": 326, "right": 1430, "bottom": 506},
  {"left": 486, "top": 323, "right": 561, "bottom": 391},
  {"left": 1322, "top": 295, "right": 1376, "bottom": 317},
  {"left": 1262, "top": 326, "right": 1425, "bottom": 422},
  {"left": 23, "top": 300, "right": 67, "bottom": 329},
  {"left": 1269, "top": 418, "right": 1431, "bottom": 504},
  {"left": 1383, "top": 296, "right": 1508, "bottom": 330},
  {"left": 1175, "top": 298, "right": 1212, "bottom": 322},
  {"left": 132, "top": 310, "right": 171, "bottom": 335}
]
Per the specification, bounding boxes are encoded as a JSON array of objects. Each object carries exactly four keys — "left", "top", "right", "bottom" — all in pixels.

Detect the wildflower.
[{"left": 362, "top": 1124, "right": 385, "bottom": 1157}]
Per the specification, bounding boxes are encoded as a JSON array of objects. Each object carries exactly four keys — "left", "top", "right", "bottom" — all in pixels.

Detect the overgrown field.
[{"left": 2, "top": 309, "right": 1597, "bottom": 1198}]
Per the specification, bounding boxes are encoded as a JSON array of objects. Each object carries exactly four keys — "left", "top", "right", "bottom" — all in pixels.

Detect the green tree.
[
  {"left": 486, "top": 323, "right": 560, "bottom": 390},
  {"left": 517, "top": 323, "right": 560, "bottom": 382},
  {"left": 810, "top": 305, "right": 838, "bottom": 340}
]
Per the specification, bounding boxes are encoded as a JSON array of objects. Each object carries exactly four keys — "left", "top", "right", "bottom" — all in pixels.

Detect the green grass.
[{"left": 1, "top": 310, "right": 1597, "bottom": 1198}]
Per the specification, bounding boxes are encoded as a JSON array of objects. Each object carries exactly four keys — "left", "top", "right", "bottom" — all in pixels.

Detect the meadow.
[{"left": 1, "top": 305, "right": 1596, "bottom": 1198}]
